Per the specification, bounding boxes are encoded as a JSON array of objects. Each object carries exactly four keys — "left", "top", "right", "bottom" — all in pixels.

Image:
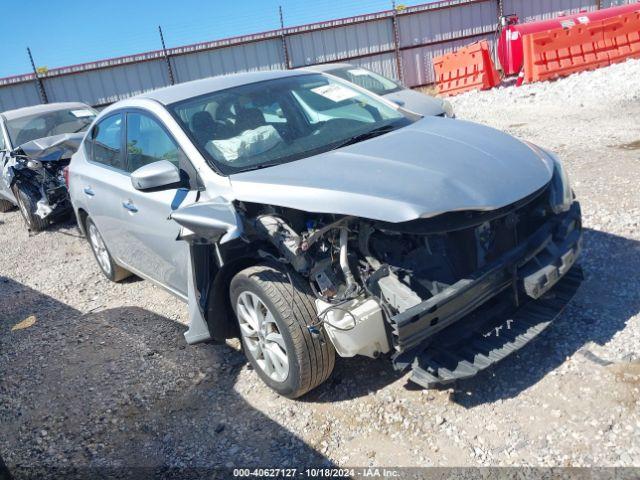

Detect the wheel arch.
[
  {"left": 206, "top": 256, "right": 260, "bottom": 341},
  {"left": 197, "top": 241, "right": 279, "bottom": 342},
  {"left": 76, "top": 208, "right": 89, "bottom": 236}
]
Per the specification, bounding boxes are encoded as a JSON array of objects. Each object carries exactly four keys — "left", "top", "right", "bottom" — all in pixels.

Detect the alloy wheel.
[
  {"left": 236, "top": 291, "right": 289, "bottom": 383},
  {"left": 88, "top": 222, "right": 112, "bottom": 276}
]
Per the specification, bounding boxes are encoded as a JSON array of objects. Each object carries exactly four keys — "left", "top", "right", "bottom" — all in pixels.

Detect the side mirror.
[{"left": 131, "top": 160, "right": 181, "bottom": 191}]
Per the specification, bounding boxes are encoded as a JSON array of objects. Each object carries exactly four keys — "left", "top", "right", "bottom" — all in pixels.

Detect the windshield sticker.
[
  {"left": 70, "top": 109, "right": 95, "bottom": 118},
  {"left": 311, "top": 84, "right": 359, "bottom": 103},
  {"left": 348, "top": 68, "right": 371, "bottom": 77}
]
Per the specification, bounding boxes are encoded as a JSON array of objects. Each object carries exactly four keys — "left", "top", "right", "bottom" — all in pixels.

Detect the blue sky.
[{"left": 1, "top": 0, "right": 429, "bottom": 78}]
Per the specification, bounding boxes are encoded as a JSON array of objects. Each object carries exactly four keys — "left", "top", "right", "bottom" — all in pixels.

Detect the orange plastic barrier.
[
  {"left": 522, "top": 10, "right": 640, "bottom": 83},
  {"left": 433, "top": 41, "right": 501, "bottom": 96},
  {"left": 601, "top": 11, "right": 640, "bottom": 65}
]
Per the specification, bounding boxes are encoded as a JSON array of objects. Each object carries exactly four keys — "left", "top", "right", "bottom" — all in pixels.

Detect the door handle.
[
  {"left": 83, "top": 187, "right": 95, "bottom": 197},
  {"left": 122, "top": 200, "right": 138, "bottom": 213}
]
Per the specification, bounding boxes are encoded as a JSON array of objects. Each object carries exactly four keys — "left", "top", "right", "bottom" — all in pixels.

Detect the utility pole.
[
  {"left": 391, "top": 1, "right": 404, "bottom": 84},
  {"left": 158, "top": 26, "right": 176, "bottom": 85},
  {"left": 279, "top": 6, "right": 291, "bottom": 69},
  {"left": 27, "top": 47, "right": 48, "bottom": 104}
]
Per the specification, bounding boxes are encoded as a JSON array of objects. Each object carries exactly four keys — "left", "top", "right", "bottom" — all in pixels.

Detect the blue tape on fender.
[{"left": 171, "top": 188, "right": 189, "bottom": 211}]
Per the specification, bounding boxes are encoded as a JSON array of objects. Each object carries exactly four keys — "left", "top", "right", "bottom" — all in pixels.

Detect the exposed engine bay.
[
  {"left": 234, "top": 182, "right": 581, "bottom": 358},
  {"left": 170, "top": 177, "right": 582, "bottom": 387},
  {"left": 3, "top": 133, "right": 82, "bottom": 228}
]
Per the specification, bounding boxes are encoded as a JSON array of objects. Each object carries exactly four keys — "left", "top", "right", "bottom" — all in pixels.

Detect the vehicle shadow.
[
  {"left": 302, "top": 355, "right": 401, "bottom": 402},
  {"left": 0, "top": 278, "right": 334, "bottom": 479},
  {"left": 447, "top": 228, "right": 640, "bottom": 407}
]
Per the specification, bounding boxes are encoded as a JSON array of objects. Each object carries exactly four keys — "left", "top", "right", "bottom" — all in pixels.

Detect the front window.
[
  {"left": 169, "top": 73, "right": 412, "bottom": 174},
  {"left": 5, "top": 106, "right": 97, "bottom": 147},
  {"left": 126, "top": 112, "right": 183, "bottom": 172},
  {"left": 326, "top": 67, "right": 404, "bottom": 96}
]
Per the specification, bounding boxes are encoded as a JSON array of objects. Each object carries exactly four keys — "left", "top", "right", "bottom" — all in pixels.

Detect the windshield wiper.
[
  {"left": 331, "top": 123, "right": 398, "bottom": 150},
  {"left": 235, "top": 161, "right": 283, "bottom": 174}
]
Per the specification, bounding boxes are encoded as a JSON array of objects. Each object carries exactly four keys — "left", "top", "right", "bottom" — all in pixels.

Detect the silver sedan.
[{"left": 69, "top": 70, "right": 581, "bottom": 398}]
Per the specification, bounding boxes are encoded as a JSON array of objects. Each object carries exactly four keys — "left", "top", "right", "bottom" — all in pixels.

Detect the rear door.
[
  {"left": 115, "top": 110, "right": 199, "bottom": 298},
  {"left": 78, "top": 113, "right": 133, "bottom": 261},
  {"left": 0, "top": 121, "right": 15, "bottom": 203}
]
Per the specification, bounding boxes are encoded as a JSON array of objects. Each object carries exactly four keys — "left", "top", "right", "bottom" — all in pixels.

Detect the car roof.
[
  {"left": 301, "top": 63, "right": 356, "bottom": 73},
  {"left": 138, "top": 69, "right": 314, "bottom": 105},
  {"left": 1, "top": 102, "right": 91, "bottom": 121}
]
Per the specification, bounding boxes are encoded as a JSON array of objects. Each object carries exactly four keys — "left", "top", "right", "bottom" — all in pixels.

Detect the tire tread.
[
  {"left": 0, "top": 199, "right": 14, "bottom": 213},
  {"left": 235, "top": 264, "right": 335, "bottom": 398}
]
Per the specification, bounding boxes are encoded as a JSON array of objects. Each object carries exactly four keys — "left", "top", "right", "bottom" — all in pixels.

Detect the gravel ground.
[{"left": 1, "top": 59, "right": 640, "bottom": 477}]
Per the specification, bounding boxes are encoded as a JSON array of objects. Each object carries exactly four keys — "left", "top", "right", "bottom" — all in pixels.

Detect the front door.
[{"left": 116, "top": 111, "right": 199, "bottom": 298}]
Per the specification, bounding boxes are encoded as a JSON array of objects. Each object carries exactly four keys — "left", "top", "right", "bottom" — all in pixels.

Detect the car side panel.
[
  {"left": 69, "top": 154, "right": 131, "bottom": 263},
  {"left": 0, "top": 122, "right": 17, "bottom": 204},
  {"left": 116, "top": 184, "right": 196, "bottom": 297}
]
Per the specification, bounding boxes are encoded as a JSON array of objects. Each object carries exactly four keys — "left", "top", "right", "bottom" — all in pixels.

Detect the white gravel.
[{"left": 1, "top": 59, "right": 640, "bottom": 475}]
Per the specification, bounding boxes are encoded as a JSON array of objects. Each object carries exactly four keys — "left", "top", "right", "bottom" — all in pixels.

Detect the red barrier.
[
  {"left": 433, "top": 41, "right": 501, "bottom": 96},
  {"left": 522, "top": 10, "right": 640, "bottom": 83}
]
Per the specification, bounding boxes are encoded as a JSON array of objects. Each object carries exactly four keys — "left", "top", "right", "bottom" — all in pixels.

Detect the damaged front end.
[
  {"left": 172, "top": 177, "right": 582, "bottom": 388},
  {"left": 4, "top": 133, "right": 83, "bottom": 230}
]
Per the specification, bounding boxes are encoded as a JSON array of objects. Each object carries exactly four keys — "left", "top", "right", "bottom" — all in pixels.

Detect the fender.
[{"left": 169, "top": 199, "right": 247, "bottom": 344}]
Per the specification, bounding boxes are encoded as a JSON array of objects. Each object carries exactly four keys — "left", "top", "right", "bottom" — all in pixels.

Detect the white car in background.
[
  {"left": 302, "top": 63, "right": 455, "bottom": 118},
  {"left": 0, "top": 102, "right": 96, "bottom": 230}
]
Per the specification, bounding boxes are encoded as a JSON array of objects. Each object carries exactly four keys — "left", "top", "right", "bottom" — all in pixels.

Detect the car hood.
[
  {"left": 15, "top": 132, "right": 85, "bottom": 162},
  {"left": 383, "top": 89, "right": 445, "bottom": 117},
  {"left": 229, "top": 117, "right": 554, "bottom": 223}
]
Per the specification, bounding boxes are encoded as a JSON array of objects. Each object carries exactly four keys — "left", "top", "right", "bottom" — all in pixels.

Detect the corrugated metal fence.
[{"left": 0, "top": 0, "right": 634, "bottom": 111}]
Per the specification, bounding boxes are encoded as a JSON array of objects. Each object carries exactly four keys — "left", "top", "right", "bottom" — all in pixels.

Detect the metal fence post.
[
  {"left": 159, "top": 26, "right": 176, "bottom": 85},
  {"left": 279, "top": 6, "right": 291, "bottom": 69},
  {"left": 391, "top": 1, "right": 404, "bottom": 84},
  {"left": 27, "top": 47, "right": 48, "bottom": 104}
]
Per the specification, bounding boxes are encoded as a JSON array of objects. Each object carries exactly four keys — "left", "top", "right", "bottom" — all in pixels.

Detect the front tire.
[
  {"left": 230, "top": 264, "right": 335, "bottom": 398},
  {"left": 0, "top": 199, "right": 14, "bottom": 213},
  {"left": 85, "top": 216, "right": 130, "bottom": 282},
  {"left": 13, "top": 185, "right": 48, "bottom": 232}
]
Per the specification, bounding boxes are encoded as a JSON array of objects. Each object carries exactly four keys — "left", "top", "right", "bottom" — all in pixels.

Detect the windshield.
[
  {"left": 169, "top": 73, "right": 412, "bottom": 174},
  {"left": 326, "top": 67, "right": 404, "bottom": 96},
  {"left": 5, "top": 106, "right": 97, "bottom": 147}
]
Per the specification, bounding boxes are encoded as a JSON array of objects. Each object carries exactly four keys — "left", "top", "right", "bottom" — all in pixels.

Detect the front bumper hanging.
[{"left": 390, "top": 203, "right": 583, "bottom": 388}]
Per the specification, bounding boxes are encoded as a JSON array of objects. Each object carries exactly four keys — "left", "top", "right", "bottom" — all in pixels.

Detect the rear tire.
[
  {"left": 85, "top": 216, "right": 131, "bottom": 282},
  {"left": 13, "top": 185, "right": 48, "bottom": 232},
  {"left": 230, "top": 263, "right": 335, "bottom": 398},
  {"left": 0, "top": 199, "right": 14, "bottom": 213}
]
